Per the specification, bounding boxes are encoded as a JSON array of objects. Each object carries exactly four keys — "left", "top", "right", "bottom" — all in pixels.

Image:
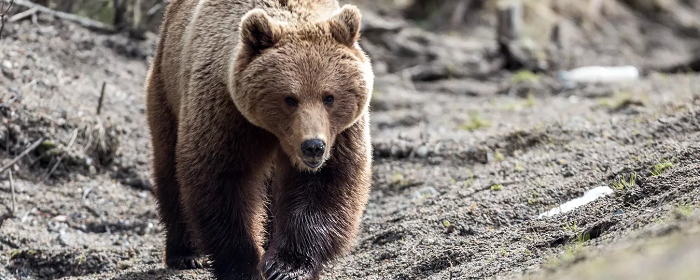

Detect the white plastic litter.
[
  {"left": 538, "top": 186, "right": 614, "bottom": 218},
  {"left": 558, "top": 66, "right": 639, "bottom": 83}
]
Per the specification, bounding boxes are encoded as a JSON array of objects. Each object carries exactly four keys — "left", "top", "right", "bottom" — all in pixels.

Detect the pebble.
[
  {"left": 117, "top": 261, "right": 132, "bottom": 270},
  {"left": 410, "top": 187, "right": 439, "bottom": 200},
  {"left": 57, "top": 232, "right": 73, "bottom": 247},
  {"left": 138, "top": 223, "right": 154, "bottom": 235},
  {"left": 2, "top": 60, "right": 12, "bottom": 69},
  {"left": 1, "top": 60, "right": 14, "bottom": 79},
  {"left": 562, "top": 168, "right": 574, "bottom": 177},
  {"left": 38, "top": 79, "right": 52, "bottom": 88},
  {"left": 415, "top": 145, "right": 429, "bottom": 158},
  {"left": 390, "top": 140, "right": 411, "bottom": 158},
  {"left": 51, "top": 215, "right": 68, "bottom": 222},
  {"left": 124, "top": 176, "right": 153, "bottom": 190},
  {"left": 88, "top": 165, "right": 97, "bottom": 178}
]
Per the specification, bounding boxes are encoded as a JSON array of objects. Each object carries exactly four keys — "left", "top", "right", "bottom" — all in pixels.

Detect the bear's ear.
[
  {"left": 240, "top": 9, "right": 282, "bottom": 51},
  {"left": 328, "top": 5, "right": 362, "bottom": 47}
]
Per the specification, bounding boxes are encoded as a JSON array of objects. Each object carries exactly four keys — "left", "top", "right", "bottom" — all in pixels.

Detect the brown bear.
[{"left": 144, "top": 0, "right": 373, "bottom": 279}]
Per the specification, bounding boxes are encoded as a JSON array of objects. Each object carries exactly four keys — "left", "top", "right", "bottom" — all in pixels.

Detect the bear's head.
[{"left": 230, "top": 5, "right": 373, "bottom": 171}]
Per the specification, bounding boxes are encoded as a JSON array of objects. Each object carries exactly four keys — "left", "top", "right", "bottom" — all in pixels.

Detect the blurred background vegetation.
[
  {"left": 26, "top": 0, "right": 700, "bottom": 38},
  {"left": 16, "top": 0, "right": 700, "bottom": 72},
  {"left": 29, "top": 0, "right": 165, "bottom": 37}
]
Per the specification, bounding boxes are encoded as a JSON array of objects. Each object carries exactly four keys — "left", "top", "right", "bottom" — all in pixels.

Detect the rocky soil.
[{"left": 1, "top": 1, "right": 699, "bottom": 280}]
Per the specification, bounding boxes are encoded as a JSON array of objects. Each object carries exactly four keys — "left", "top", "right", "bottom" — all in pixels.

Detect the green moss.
[
  {"left": 460, "top": 111, "right": 491, "bottom": 131},
  {"left": 512, "top": 70, "right": 540, "bottom": 83},
  {"left": 494, "top": 150, "right": 505, "bottom": 162}
]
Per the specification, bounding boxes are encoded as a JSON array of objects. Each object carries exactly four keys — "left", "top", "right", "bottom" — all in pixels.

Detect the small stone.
[
  {"left": 415, "top": 146, "right": 429, "bottom": 158},
  {"left": 562, "top": 169, "right": 574, "bottom": 178},
  {"left": 390, "top": 140, "right": 410, "bottom": 158},
  {"left": 613, "top": 209, "right": 624, "bottom": 216},
  {"left": 138, "top": 222, "right": 154, "bottom": 235},
  {"left": 389, "top": 173, "right": 404, "bottom": 185},
  {"left": 124, "top": 176, "right": 153, "bottom": 190},
  {"left": 117, "top": 261, "right": 132, "bottom": 270},
  {"left": 410, "top": 187, "right": 439, "bottom": 200},
  {"left": 51, "top": 215, "right": 68, "bottom": 222},
  {"left": 1, "top": 61, "right": 14, "bottom": 80},
  {"left": 88, "top": 165, "right": 97, "bottom": 178},
  {"left": 57, "top": 232, "right": 73, "bottom": 247},
  {"left": 38, "top": 79, "right": 52, "bottom": 88}
]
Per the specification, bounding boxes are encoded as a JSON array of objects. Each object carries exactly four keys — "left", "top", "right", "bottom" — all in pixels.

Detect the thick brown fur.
[{"left": 144, "top": 0, "right": 373, "bottom": 279}]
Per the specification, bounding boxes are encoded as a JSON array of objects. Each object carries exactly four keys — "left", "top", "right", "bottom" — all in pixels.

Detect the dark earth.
[{"left": 1, "top": 1, "right": 700, "bottom": 279}]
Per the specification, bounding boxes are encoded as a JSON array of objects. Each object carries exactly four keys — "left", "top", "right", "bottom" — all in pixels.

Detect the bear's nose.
[{"left": 301, "top": 139, "right": 326, "bottom": 158}]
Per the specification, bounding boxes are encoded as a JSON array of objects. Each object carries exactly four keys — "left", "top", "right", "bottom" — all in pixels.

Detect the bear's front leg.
[
  {"left": 176, "top": 104, "right": 278, "bottom": 280},
  {"left": 262, "top": 118, "right": 372, "bottom": 280}
]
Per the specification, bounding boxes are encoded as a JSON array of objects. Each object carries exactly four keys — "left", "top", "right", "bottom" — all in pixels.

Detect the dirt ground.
[{"left": 1, "top": 1, "right": 700, "bottom": 280}]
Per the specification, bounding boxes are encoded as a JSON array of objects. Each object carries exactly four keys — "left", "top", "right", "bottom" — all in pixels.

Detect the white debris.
[
  {"left": 558, "top": 66, "right": 639, "bottom": 83},
  {"left": 538, "top": 186, "right": 614, "bottom": 218}
]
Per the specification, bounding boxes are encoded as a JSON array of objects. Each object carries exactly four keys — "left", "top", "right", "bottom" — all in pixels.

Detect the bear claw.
[
  {"left": 263, "top": 259, "right": 312, "bottom": 280},
  {"left": 166, "top": 255, "right": 207, "bottom": 270}
]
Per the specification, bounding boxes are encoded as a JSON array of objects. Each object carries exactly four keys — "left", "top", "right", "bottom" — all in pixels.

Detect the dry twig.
[
  {"left": 9, "top": 169, "right": 15, "bottom": 215},
  {"left": 97, "top": 82, "right": 107, "bottom": 115},
  {"left": 0, "top": 0, "right": 14, "bottom": 40},
  {"left": 0, "top": 137, "right": 45, "bottom": 173}
]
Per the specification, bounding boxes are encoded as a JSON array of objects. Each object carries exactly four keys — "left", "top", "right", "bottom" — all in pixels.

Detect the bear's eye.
[
  {"left": 285, "top": 97, "right": 298, "bottom": 107},
  {"left": 323, "top": 95, "right": 334, "bottom": 105}
]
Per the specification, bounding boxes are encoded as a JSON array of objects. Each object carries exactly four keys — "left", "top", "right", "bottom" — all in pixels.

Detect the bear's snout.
[{"left": 301, "top": 138, "right": 326, "bottom": 167}]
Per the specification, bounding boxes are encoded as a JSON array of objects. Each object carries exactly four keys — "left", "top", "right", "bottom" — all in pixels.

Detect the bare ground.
[{"left": 1, "top": 4, "right": 700, "bottom": 280}]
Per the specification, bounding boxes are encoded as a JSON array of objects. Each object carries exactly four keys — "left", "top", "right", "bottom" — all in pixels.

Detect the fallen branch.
[
  {"left": 0, "top": 137, "right": 45, "bottom": 173},
  {"left": 0, "top": 0, "right": 116, "bottom": 33},
  {"left": 8, "top": 5, "right": 35, "bottom": 22},
  {"left": 42, "top": 128, "right": 79, "bottom": 182}
]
